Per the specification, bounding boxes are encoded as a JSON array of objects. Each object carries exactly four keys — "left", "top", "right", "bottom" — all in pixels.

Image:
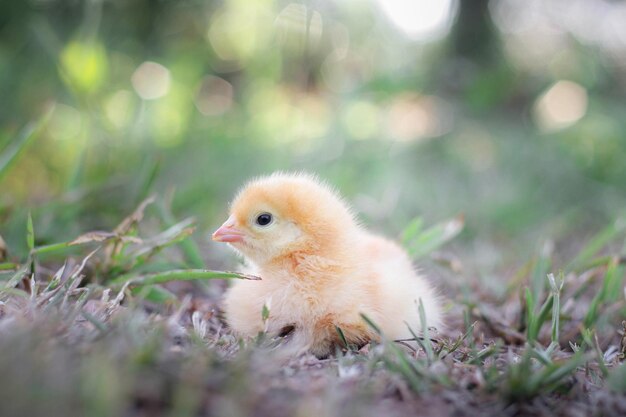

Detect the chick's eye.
[{"left": 255, "top": 213, "right": 273, "bottom": 226}]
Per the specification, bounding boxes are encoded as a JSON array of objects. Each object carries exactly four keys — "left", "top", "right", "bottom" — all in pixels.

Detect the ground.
[{"left": 0, "top": 200, "right": 624, "bottom": 417}]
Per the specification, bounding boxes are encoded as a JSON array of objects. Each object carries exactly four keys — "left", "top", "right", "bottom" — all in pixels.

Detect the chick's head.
[{"left": 212, "top": 173, "right": 357, "bottom": 264}]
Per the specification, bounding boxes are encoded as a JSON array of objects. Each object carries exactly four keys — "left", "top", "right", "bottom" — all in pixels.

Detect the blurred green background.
[{"left": 1, "top": 0, "right": 626, "bottom": 275}]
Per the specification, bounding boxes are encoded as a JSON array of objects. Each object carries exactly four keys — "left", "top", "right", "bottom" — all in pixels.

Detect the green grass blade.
[
  {"left": 32, "top": 229, "right": 138, "bottom": 256},
  {"left": 261, "top": 303, "right": 270, "bottom": 322},
  {"left": 548, "top": 273, "right": 563, "bottom": 344},
  {"left": 592, "top": 334, "right": 610, "bottom": 378},
  {"left": 157, "top": 202, "right": 205, "bottom": 269},
  {"left": 131, "top": 285, "right": 178, "bottom": 303},
  {"left": 529, "top": 345, "right": 554, "bottom": 366},
  {"left": 418, "top": 298, "right": 434, "bottom": 362},
  {"left": 109, "top": 269, "right": 261, "bottom": 287},
  {"left": 463, "top": 308, "right": 476, "bottom": 350},
  {"left": 124, "top": 218, "right": 196, "bottom": 271},
  {"left": 567, "top": 219, "right": 626, "bottom": 271},
  {"left": 404, "top": 323, "right": 431, "bottom": 360},
  {"left": 528, "top": 294, "right": 553, "bottom": 342},
  {"left": 530, "top": 241, "right": 552, "bottom": 303},
  {"left": 401, "top": 217, "right": 424, "bottom": 245},
  {"left": 468, "top": 344, "right": 499, "bottom": 365},
  {"left": 1, "top": 263, "right": 29, "bottom": 291},
  {"left": 81, "top": 310, "right": 109, "bottom": 333},
  {"left": 385, "top": 342, "right": 428, "bottom": 391},
  {"left": 335, "top": 326, "right": 349, "bottom": 350},
  {"left": 608, "top": 363, "right": 626, "bottom": 393},
  {"left": 0, "top": 262, "right": 18, "bottom": 272},
  {"left": 32, "top": 241, "right": 73, "bottom": 255},
  {"left": 26, "top": 212, "right": 35, "bottom": 252},
  {"left": 442, "top": 321, "right": 476, "bottom": 358},
  {"left": 531, "top": 351, "right": 588, "bottom": 393},
  {"left": 402, "top": 215, "right": 464, "bottom": 258},
  {"left": 0, "top": 108, "right": 53, "bottom": 182},
  {"left": 524, "top": 287, "right": 535, "bottom": 337},
  {"left": 583, "top": 258, "right": 619, "bottom": 328},
  {"left": 135, "top": 156, "right": 161, "bottom": 204},
  {"left": 360, "top": 313, "right": 382, "bottom": 335},
  {"left": 603, "top": 258, "right": 623, "bottom": 304}
]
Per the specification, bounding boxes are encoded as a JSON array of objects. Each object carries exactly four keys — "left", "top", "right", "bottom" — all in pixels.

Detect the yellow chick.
[{"left": 212, "top": 172, "right": 442, "bottom": 357}]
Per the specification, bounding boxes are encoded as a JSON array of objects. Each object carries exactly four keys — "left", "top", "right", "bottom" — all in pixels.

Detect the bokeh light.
[
  {"left": 386, "top": 94, "right": 452, "bottom": 142},
  {"left": 342, "top": 101, "right": 381, "bottom": 140},
  {"left": 376, "top": 0, "right": 459, "bottom": 41},
  {"left": 104, "top": 90, "right": 137, "bottom": 130},
  {"left": 48, "top": 104, "right": 84, "bottom": 142},
  {"left": 131, "top": 62, "right": 171, "bottom": 100},
  {"left": 60, "top": 41, "right": 108, "bottom": 93},
  {"left": 149, "top": 85, "right": 191, "bottom": 147},
  {"left": 207, "top": 2, "right": 273, "bottom": 67},
  {"left": 533, "top": 80, "right": 588, "bottom": 132},
  {"left": 194, "top": 76, "right": 234, "bottom": 117},
  {"left": 275, "top": 4, "right": 324, "bottom": 53}
]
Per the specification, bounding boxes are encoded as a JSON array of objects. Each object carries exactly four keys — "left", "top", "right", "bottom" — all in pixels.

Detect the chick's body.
[{"left": 213, "top": 173, "right": 442, "bottom": 357}]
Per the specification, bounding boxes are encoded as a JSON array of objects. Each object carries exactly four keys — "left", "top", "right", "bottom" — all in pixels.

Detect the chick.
[{"left": 212, "top": 172, "right": 442, "bottom": 357}]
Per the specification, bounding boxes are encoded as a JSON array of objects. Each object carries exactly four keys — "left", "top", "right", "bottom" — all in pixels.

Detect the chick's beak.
[{"left": 212, "top": 215, "right": 245, "bottom": 243}]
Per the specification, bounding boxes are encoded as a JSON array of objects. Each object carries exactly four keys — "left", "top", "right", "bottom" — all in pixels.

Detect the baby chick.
[{"left": 212, "top": 172, "right": 442, "bottom": 357}]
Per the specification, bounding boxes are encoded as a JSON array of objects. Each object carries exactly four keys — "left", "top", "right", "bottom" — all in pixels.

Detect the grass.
[
  {"left": 0, "top": 198, "right": 624, "bottom": 416},
  {"left": 0, "top": 108, "right": 53, "bottom": 183},
  {"left": 2, "top": 0, "right": 626, "bottom": 414}
]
